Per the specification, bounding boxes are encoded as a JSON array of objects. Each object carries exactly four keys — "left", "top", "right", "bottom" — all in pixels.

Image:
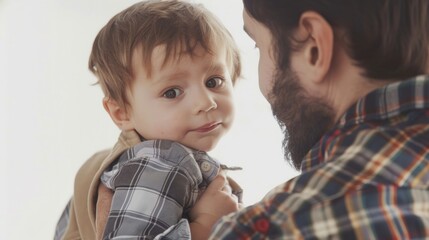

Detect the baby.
[{"left": 55, "top": 1, "right": 242, "bottom": 239}]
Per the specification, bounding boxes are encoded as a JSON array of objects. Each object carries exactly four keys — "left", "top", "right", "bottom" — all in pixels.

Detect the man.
[{"left": 209, "top": 0, "right": 429, "bottom": 239}]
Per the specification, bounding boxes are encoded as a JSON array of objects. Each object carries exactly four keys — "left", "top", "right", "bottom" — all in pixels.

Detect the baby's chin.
[
  {"left": 196, "top": 144, "right": 216, "bottom": 152},
  {"left": 189, "top": 143, "right": 217, "bottom": 152},
  {"left": 184, "top": 138, "right": 221, "bottom": 152}
]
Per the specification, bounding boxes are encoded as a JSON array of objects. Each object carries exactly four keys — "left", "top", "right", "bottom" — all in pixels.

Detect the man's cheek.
[{"left": 258, "top": 72, "right": 274, "bottom": 100}]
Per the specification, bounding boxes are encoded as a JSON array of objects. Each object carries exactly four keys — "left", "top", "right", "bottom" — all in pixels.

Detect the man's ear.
[
  {"left": 297, "top": 11, "right": 334, "bottom": 84},
  {"left": 102, "top": 97, "right": 134, "bottom": 131}
]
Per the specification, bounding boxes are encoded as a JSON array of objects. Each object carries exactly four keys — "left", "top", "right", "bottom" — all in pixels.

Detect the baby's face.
[{"left": 126, "top": 44, "right": 234, "bottom": 152}]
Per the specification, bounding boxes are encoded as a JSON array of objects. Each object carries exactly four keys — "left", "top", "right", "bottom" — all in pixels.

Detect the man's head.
[
  {"left": 89, "top": 0, "right": 241, "bottom": 151},
  {"left": 243, "top": 0, "right": 429, "bottom": 169}
]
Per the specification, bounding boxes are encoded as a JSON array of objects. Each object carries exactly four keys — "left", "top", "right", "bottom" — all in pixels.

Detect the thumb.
[{"left": 206, "top": 174, "right": 227, "bottom": 192}]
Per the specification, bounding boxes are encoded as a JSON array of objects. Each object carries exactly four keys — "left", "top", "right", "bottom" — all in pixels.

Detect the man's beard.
[{"left": 270, "top": 68, "right": 336, "bottom": 170}]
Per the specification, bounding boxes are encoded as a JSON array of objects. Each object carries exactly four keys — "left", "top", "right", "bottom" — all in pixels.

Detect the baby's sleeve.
[{"left": 102, "top": 140, "right": 202, "bottom": 239}]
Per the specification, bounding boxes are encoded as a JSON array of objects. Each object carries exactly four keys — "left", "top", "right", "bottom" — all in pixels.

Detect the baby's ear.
[{"left": 102, "top": 97, "right": 134, "bottom": 130}]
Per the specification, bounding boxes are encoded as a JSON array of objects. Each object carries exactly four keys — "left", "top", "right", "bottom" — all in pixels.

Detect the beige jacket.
[
  {"left": 61, "top": 130, "right": 242, "bottom": 239},
  {"left": 62, "top": 130, "right": 141, "bottom": 239}
]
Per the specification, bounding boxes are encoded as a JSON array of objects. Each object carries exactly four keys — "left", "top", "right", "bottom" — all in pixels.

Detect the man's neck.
[{"left": 326, "top": 48, "right": 397, "bottom": 121}]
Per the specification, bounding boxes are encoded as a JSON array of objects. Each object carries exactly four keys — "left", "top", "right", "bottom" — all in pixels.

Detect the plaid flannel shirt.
[
  {"left": 211, "top": 75, "right": 429, "bottom": 239},
  {"left": 101, "top": 139, "right": 221, "bottom": 239}
]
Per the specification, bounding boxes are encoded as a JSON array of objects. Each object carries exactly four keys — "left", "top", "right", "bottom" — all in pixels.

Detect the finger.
[
  {"left": 238, "top": 203, "right": 244, "bottom": 209},
  {"left": 207, "top": 174, "right": 228, "bottom": 192},
  {"left": 230, "top": 192, "right": 238, "bottom": 202},
  {"left": 222, "top": 184, "right": 232, "bottom": 195},
  {"left": 218, "top": 169, "right": 227, "bottom": 178}
]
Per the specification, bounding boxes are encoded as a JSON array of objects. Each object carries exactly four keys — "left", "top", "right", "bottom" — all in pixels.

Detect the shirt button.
[
  {"left": 255, "top": 218, "right": 270, "bottom": 233},
  {"left": 200, "top": 161, "right": 212, "bottom": 172}
]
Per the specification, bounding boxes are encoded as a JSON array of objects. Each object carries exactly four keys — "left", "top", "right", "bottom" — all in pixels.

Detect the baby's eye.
[
  {"left": 163, "top": 88, "right": 182, "bottom": 99},
  {"left": 205, "top": 77, "right": 224, "bottom": 89}
]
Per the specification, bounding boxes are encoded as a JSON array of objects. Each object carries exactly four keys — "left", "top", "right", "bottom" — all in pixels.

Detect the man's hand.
[
  {"left": 189, "top": 173, "right": 240, "bottom": 239},
  {"left": 96, "top": 183, "right": 113, "bottom": 240}
]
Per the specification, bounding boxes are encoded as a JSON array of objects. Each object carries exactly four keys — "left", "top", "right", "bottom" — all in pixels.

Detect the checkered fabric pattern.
[
  {"left": 100, "top": 139, "right": 220, "bottom": 239},
  {"left": 211, "top": 75, "right": 429, "bottom": 239}
]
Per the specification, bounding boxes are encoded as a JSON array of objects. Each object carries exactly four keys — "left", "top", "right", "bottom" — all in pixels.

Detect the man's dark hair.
[{"left": 243, "top": 0, "right": 429, "bottom": 81}]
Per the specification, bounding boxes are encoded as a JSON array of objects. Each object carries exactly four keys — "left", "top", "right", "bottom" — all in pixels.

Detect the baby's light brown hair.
[{"left": 89, "top": 0, "right": 241, "bottom": 110}]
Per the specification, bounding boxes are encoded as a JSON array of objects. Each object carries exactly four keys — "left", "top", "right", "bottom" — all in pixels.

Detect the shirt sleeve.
[{"left": 103, "top": 140, "right": 202, "bottom": 239}]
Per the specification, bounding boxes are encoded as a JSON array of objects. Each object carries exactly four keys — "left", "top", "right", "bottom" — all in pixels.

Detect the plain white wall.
[{"left": 1, "top": 0, "right": 299, "bottom": 239}]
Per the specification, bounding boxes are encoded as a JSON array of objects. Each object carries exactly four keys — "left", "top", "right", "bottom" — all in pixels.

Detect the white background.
[{"left": 0, "top": 0, "right": 298, "bottom": 239}]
